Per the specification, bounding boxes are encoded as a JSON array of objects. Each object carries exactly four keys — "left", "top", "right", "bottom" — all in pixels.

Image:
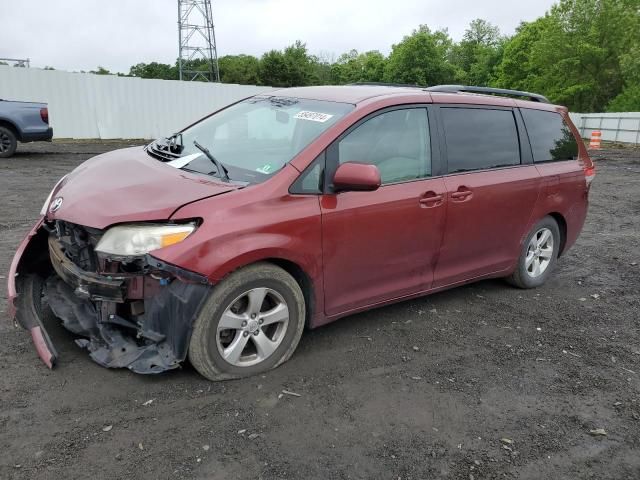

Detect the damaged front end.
[{"left": 8, "top": 219, "right": 211, "bottom": 374}]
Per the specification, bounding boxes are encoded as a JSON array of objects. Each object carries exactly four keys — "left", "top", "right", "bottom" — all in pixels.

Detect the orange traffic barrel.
[{"left": 589, "top": 131, "right": 601, "bottom": 149}]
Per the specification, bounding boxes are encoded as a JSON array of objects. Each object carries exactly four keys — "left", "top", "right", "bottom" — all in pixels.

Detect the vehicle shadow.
[
  {"left": 34, "top": 277, "right": 513, "bottom": 386},
  {"left": 303, "top": 278, "right": 510, "bottom": 340}
]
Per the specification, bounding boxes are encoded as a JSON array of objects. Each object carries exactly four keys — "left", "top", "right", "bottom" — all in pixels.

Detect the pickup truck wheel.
[
  {"left": 188, "top": 262, "right": 305, "bottom": 381},
  {"left": 0, "top": 126, "right": 18, "bottom": 158},
  {"left": 507, "top": 216, "right": 560, "bottom": 289}
]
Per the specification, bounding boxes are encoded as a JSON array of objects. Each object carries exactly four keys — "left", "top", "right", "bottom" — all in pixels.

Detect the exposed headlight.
[
  {"left": 40, "top": 175, "right": 68, "bottom": 215},
  {"left": 95, "top": 223, "right": 196, "bottom": 256}
]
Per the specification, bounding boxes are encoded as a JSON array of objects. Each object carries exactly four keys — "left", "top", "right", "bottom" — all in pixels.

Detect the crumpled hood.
[{"left": 47, "top": 146, "right": 239, "bottom": 229}]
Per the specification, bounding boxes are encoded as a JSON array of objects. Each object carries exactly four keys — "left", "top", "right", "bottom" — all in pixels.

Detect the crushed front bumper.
[
  {"left": 48, "top": 234, "right": 126, "bottom": 302},
  {"left": 7, "top": 220, "right": 211, "bottom": 374}
]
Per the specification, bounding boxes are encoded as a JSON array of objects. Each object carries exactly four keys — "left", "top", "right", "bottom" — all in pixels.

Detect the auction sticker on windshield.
[
  {"left": 294, "top": 111, "right": 334, "bottom": 122},
  {"left": 256, "top": 164, "right": 274, "bottom": 174}
]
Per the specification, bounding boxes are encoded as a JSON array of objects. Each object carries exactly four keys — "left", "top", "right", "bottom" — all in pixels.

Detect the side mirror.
[{"left": 333, "top": 162, "right": 381, "bottom": 192}]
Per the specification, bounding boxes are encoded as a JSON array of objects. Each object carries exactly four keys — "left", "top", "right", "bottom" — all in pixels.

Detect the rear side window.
[
  {"left": 441, "top": 108, "right": 520, "bottom": 173},
  {"left": 521, "top": 109, "right": 579, "bottom": 162}
]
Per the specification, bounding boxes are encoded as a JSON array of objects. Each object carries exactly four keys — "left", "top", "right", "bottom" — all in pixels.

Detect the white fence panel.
[
  {"left": 3, "top": 68, "right": 638, "bottom": 144},
  {"left": 0, "top": 66, "right": 273, "bottom": 139},
  {"left": 570, "top": 112, "right": 640, "bottom": 144}
]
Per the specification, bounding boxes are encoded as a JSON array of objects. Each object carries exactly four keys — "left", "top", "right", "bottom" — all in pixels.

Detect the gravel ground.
[{"left": 1, "top": 141, "right": 639, "bottom": 480}]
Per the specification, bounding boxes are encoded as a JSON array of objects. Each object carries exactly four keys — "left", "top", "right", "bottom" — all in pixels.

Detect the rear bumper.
[
  {"left": 7, "top": 219, "right": 211, "bottom": 373},
  {"left": 20, "top": 127, "right": 53, "bottom": 143}
]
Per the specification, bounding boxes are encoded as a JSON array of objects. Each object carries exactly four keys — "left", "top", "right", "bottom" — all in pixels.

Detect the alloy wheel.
[
  {"left": 216, "top": 287, "right": 289, "bottom": 367},
  {"left": 0, "top": 132, "right": 11, "bottom": 153},
  {"left": 525, "top": 227, "right": 554, "bottom": 278}
]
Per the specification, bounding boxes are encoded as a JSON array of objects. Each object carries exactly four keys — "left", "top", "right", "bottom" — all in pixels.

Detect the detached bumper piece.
[
  {"left": 11, "top": 221, "right": 210, "bottom": 374},
  {"left": 14, "top": 273, "right": 59, "bottom": 368}
]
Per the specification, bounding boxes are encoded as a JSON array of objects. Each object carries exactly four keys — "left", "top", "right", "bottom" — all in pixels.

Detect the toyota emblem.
[{"left": 49, "top": 197, "right": 64, "bottom": 213}]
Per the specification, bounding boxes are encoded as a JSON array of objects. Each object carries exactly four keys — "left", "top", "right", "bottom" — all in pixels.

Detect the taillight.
[
  {"left": 40, "top": 107, "right": 49, "bottom": 124},
  {"left": 584, "top": 165, "right": 596, "bottom": 187}
]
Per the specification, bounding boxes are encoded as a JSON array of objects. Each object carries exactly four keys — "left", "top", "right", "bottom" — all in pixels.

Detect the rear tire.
[
  {"left": 188, "top": 262, "right": 305, "bottom": 381},
  {"left": 0, "top": 126, "right": 17, "bottom": 158},
  {"left": 507, "top": 216, "right": 560, "bottom": 289}
]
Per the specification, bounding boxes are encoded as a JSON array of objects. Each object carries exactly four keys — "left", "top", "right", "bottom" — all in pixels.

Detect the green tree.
[
  {"left": 450, "top": 19, "right": 504, "bottom": 86},
  {"left": 330, "top": 50, "right": 386, "bottom": 84},
  {"left": 495, "top": 0, "right": 640, "bottom": 111},
  {"left": 383, "top": 25, "right": 455, "bottom": 86},
  {"left": 607, "top": 87, "right": 640, "bottom": 111},
  {"left": 493, "top": 18, "right": 550, "bottom": 92},
  {"left": 90, "top": 66, "right": 112, "bottom": 75},
  {"left": 607, "top": 45, "right": 640, "bottom": 111},
  {"left": 283, "top": 40, "right": 314, "bottom": 86},
  {"left": 330, "top": 49, "right": 359, "bottom": 84},
  {"left": 258, "top": 41, "right": 314, "bottom": 87},
  {"left": 309, "top": 53, "right": 334, "bottom": 85},
  {"left": 218, "top": 54, "right": 260, "bottom": 84},
  {"left": 359, "top": 51, "right": 386, "bottom": 83},
  {"left": 129, "top": 62, "right": 178, "bottom": 80},
  {"left": 258, "top": 49, "right": 288, "bottom": 86}
]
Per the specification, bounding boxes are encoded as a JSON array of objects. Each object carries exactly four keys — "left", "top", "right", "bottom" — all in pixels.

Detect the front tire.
[
  {"left": 0, "top": 126, "right": 17, "bottom": 158},
  {"left": 507, "top": 216, "right": 560, "bottom": 289},
  {"left": 188, "top": 262, "right": 305, "bottom": 381}
]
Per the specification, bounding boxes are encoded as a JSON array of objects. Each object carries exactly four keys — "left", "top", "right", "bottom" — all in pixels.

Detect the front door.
[{"left": 320, "top": 107, "right": 447, "bottom": 316}]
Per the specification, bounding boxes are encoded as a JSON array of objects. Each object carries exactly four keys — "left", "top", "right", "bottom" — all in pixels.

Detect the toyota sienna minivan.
[{"left": 8, "top": 84, "right": 595, "bottom": 380}]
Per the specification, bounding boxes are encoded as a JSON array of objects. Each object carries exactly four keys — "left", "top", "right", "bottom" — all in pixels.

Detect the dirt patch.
[{"left": 1, "top": 142, "right": 639, "bottom": 479}]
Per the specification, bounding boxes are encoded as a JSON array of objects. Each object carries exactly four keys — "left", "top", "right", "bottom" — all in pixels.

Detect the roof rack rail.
[
  {"left": 347, "top": 82, "right": 422, "bottom": 88},
  {"left": 425, "top": 85, "right": 550, "bottom": 103}
]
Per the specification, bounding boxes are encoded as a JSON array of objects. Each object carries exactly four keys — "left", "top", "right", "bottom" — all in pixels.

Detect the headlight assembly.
[{"left": 95, "top": 223, "right": 196, "bottom": 256}]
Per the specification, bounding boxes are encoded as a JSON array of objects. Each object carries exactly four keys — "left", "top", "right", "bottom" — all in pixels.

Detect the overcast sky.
[{"left": 1, "top": 0, "right": 556, "bottom": 74}]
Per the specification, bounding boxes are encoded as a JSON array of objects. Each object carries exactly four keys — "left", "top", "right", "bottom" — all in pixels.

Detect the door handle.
[
  {"left": 451, "top": 187, "right": 473, "bottom": 201},
  {"left": 419, "top": 192, "right": 443, "bottom": 207}
]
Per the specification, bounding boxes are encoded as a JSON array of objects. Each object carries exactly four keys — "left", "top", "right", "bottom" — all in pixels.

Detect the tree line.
[{"left": 102, "top": 0, "right": 640, "bottom": 112}]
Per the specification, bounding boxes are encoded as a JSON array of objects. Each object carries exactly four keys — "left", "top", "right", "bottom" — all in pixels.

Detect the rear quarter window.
[
  {"left": 521, "top": 109, "right": 579, "bottom": 162},
  {"left": 440, "top": 107, "right": 521, "bottom": 173}
]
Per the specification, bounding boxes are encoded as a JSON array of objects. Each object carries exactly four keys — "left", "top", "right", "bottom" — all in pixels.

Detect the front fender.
[
  {"left": 155, "top": 188, "right": 324, "bottom": 322},
  {"left": 207, "top": 233, "right": 317, "bottom": 282},
  {"left": 152, "top": 221, "right": 324, "bottom": 323},
  {"left": 197, "top": 238, "right": 325, "bottom": 328}
]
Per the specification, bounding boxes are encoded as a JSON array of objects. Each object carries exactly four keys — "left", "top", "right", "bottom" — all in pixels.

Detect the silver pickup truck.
[{"left": 0, "top": 99, "right": 53, "bottom": 158}]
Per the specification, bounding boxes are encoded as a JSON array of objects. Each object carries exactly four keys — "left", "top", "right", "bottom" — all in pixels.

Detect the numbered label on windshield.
[{"left": 294, "top": 111, "right": 334, "bottom": 123}]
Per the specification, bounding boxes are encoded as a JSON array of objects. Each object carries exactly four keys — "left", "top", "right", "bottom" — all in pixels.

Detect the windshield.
[{"left": 164, "top": 96, "right": 353, "bottom": 183}]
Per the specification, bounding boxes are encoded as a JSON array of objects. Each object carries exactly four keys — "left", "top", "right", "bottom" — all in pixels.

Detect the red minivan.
[{"left": 7, "top": 84, "right": 595, "bottom": 380}]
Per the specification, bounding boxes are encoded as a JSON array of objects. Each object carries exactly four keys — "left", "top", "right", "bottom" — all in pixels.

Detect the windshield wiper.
[{"left": 193, "top": 140, "right": 230, "bottom": 182}]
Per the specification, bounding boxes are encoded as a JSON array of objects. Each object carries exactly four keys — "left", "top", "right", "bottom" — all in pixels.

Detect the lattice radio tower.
[{"left": 178, "top": 0, "right": 220, "bottom": 82}]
